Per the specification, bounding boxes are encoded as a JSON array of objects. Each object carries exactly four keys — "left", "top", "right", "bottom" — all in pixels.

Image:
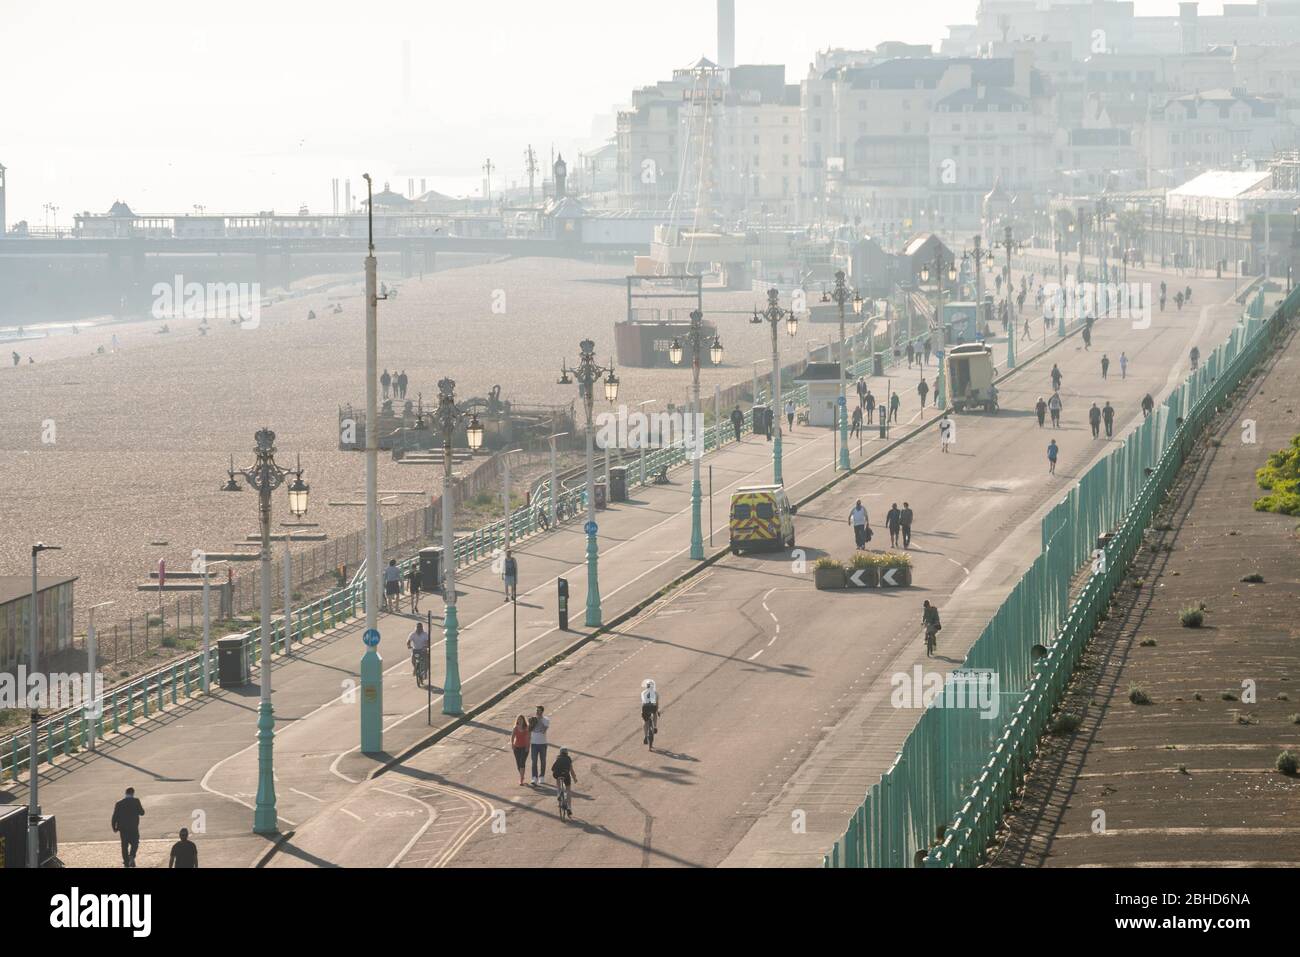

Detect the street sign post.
[{"left": 360, "top": 627, "right": 382, "bottom": 753}]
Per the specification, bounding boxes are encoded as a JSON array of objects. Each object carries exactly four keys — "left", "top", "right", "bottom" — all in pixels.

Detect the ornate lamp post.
[
  {"left": 670, "top": 310, "right": 722, "bottom": 559},
  {"left": 822, "top": 271, "right": 861, "bottom": 471},
  {"left": 993, "top": 225, "right": 1023, "bottom": 368},
  {"left": 750, "top": 288, "right": 797, "bottom": 485},
  {"left": 558, "top": 340, "right": 619, "bottom": 626},
  {"left": 434, "top": 379, "right": 483, "bottom": 715},
  {"left": 919, "top": 252, "right": 957, "bottom": 410},
  {"left": 223, "top": 429, "right": 309, "bottom": 834}
]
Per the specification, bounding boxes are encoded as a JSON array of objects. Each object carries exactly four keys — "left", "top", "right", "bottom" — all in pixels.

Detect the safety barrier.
[{"left": 824, "top": 284, "right": 1298, "bottom": 868}]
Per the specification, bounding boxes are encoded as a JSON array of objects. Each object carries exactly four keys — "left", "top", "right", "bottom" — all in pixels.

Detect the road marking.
[
  {"left": 289, "top": 787, "right": 324, "bottom": 803},
  {"left": 339, "top": 806, "right": 364, "bottom": 822}
]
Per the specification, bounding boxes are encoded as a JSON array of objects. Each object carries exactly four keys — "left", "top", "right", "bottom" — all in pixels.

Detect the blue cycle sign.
[
  {"left": 363, "top": 628, "right": 381, "bottom": 647},
  {"left": 585, "top": 521, "right": 598, "bottom": 536}
]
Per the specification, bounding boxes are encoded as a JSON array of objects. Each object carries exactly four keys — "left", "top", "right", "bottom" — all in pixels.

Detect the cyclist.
[
  {"left": 551, "top": 748, "right": 577, "bottom": 818},
  {"left": 640, "top": 679, "right": 660, "bottom": 744},
  {"left": 922, "top": 601, "right": 942, "bottom": 657},
  {"left": 407, "top": 622, "right": 430, "bottom": 682}
]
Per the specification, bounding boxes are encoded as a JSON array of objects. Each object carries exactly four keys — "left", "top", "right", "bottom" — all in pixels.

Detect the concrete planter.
[
  {"left": 877, "top": 565, "right": 912, "bottom": 588},
  {"left": 814, "top": 566, "right": 847, "bottom": 590},
  {"left": 846, "top": 565, "right": 879, "bottom": 588}
]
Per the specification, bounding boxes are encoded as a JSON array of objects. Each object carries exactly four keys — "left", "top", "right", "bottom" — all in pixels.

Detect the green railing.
[{"left": 825, "top": 285, "right": 1297, "bottom": 868}]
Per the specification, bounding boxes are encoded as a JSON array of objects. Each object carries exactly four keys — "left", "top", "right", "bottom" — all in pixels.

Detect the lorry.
[{"left": 945, "top": 343, "right": 999, "bottom": 413}]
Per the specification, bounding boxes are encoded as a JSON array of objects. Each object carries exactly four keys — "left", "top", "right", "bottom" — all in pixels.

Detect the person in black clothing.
[
  {"left": 407, "top": 564, "right": 421, "bottom": 613},
  {"left": 864, "top": 390, "right": 876, "bottom": 424},
  {"left": 923, "top": 340, "right": 931, "bottom": 366},
  {"left": 900, "top": 502, "right": 914, "bottom": 548},
  {"left": 169, "top": 828, "right": 198, "bottom": 868},
  {"left": 1141, "top": 393, "right": 1155, "bottom": 418},
  {"left": 730, "top": 406, "right": 744, "bottom": 442},
  {"left": 885, "top": 503, "right": 902, "bottom": 548},
  {"left": 1035, "top": 396, "right": 1047, "bottom": 428},
  {"left": 380, "top": 368, "right": 392, "bottom": 400},
  {"left": 906, "top": 340, "right": 915, "bottom": 368},
  {"left": 1100, "top": 354, "right": 1110, "bottom": 379},
  {"left": 1050, "top": 364, "right": 1062, "bottom": 393},
  {"left": 1189, "top": 346, "right": 1200, "bottom": 370},
  {"left": 1102, "top": 401, "right": 1115, "bottom": 438},
  {"left": 917, "top": 378, "right": 929, "bottom": 410},
  {"left": 1089, "top": 403, "right": 1102, "bottom": 438},
  {"left": 398, "top": 370, "right": 409, "bottom": 399},
  {"left": 111, "top": 787, "right": 145, "bottom": 868},
  {"left": 850, "top": 404, "right": 863, "bottom": 438}
]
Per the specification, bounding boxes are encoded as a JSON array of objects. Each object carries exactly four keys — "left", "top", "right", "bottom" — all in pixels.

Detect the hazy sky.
[{"left": 1, "top": 0, "right": 1209, "bottom": 225}]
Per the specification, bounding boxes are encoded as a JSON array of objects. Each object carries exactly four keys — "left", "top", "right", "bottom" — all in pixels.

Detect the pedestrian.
[
  {"left": 1101, "top": 353, "right": 1110, "bottom": 379},
  {"left": 381, "top": 368, "right": 392, "bottom": 400},
  {"left": 939, "top": 413, "right": 954, "bottom": 453},
  {"left": 529, "top": 705, "right": 550, "bottom": 786},
  {"left": 849, "top": 500, "right": 870, "bottom": 550},
  {"left": 384, "top": 559, "right": 401, "bottom": 612},
  {"left": 1189, "top": 346, "right": 1200, "bottom": 370},
  {"left": 785, "top": 399, "right": 796, "bottom": 430},
  {"left": 1047, "top": 439, "right": 1059, "bottom": 475},
  {"left": 864, "top": 389, "right": 876, "bottom": 424},
  {"left": 503, "top": 550, "right": 518, "bottom": 602},
  {"left": 168, "top": 827, "right": 199, "bottom": 868},
  {"left": 917, "top": 377, "right": 929, "bottom": 411},
  {"left": 885, "top": 503, "right": 901, "bottom": 548},
  {"left": 900, "top": 502, "right": 914, "bottom": 548},
  {"left": 1089, "top": 402, "right": 1101, "bottom": 438},
  {"left": 11, "top": 351, "right": 19, "bottom": 367},
  {"left": 1035, "top": 396, "right": 1047, "bottom": 428},
  {"left": 1119, "top": 352, "right": 1128, "bottom": 379},
  {"left": 923, "top": 339, "right": 932, "bottom": 366},
  {"left": 906, "top": 340, "right": 915, "bottom": 368},
  {"left": 111, "top": 787, "right": 145, "bottom": 868},
  {"left": 889, "top": 391, "right": 900, "bottom": 423},
  {"left": 856, "top": 377, "right": 867, "bottom": 408},
  {"left": 850, "top": 404, "right": 862, "bottom": 438},
  {"left": 730, "top": 405, "right": 744, "bottom": 442},
  {"left": 1102, "top": 401, "right": 1115, "bottom": 438},
  {"left": 1048, "top": 392, "right": 1063, "bottom": 428},
  {"left": 407, "top": 562, "right": 421, "bottom": 613},
  {"left": 1050, "top": 364, "right": 1062, "bottom": 393},
  {"left": 511, "top": 714, "right": 531, "bottom": 786},
  {"left": 1081, "top": 325, "right": 1092, "bottom": 350},
  {"left": 1141, "top": 393, "right": 1154, "bottom": 418},
  {"left": 398, "top": 370, "right": 409, "bottom": 399}
]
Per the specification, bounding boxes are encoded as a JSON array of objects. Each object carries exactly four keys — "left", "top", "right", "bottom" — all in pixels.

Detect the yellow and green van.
[{"left": 729, "top": 485, "right": 796, "bottom": 553}]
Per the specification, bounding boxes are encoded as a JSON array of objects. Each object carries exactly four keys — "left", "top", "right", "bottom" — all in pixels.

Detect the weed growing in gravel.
[
  {"left": 1140, "top": 638, "right": 1157, "bottom": 647},
  {"left": 1129, "top": 685, "right": 1152, "bottom": 706},
  {"left": 1221, "top": 691, "right": 1239, "bottom": 701},
  {"left": 1277, "top": 751, "right": 1299, "bottom": 776},
  {"left": 1050, "top": 713, "right": 1082, "bottom": 735},
  {"left": 1240, "top": 573, "right": 1265, "bottom": 583},
  {"left": 1180, "top": 606, "right": 1205, "bottom": 627}
]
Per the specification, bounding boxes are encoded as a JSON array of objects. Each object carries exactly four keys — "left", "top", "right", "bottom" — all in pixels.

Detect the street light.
[
  {"left": 751, "top": 289, "right": 795, "bottom": 485},
  {"left": 920, "top": 248, "right": 954, "bottom": 409},
  {"left": 823, "top": 270, "right": 858, "bottom": 470},
  {"left": 670, "top": 308, "right": 722, "bottom": 559},
  {"left": 558, "top": 340, "right": 619, "bottom": 626},
  {"left": 26, "top": 542, "right": 61, "bottom": 868},
  {"left": 435, "top": 379, "right": 482, "bottom": 715},
  {"left": 222, "top": 428, "right": 308, "bottom": 834}
]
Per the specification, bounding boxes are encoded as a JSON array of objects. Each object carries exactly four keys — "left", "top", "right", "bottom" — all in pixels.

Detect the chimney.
[{"left": 718, "top": 0, "right": 736, "bottom": 69}]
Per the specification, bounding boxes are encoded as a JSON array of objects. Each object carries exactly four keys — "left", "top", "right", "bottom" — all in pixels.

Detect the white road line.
[
  {"left": 373, "top": 786, "right": 436, "bottom": 868},
  {"left": 339, "top": 807, "right": 364, "bottom": 822},
  {"left": 289, "top": 787, "right": 325, "bottom": 803}
]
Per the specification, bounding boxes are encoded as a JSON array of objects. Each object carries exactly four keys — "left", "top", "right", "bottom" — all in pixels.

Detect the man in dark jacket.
[
  {"left": 111, "top": 787, "right": 145, "bottom": 868},
  {"left": 885, "top": 503, "right": 902, "bottom": 548},
  {"left": 1089, "top": 403, "right": 1102, "bottom": 438},
  {"left": 169, "top": 827, "right": 199, "bottom": 868},
  {"left": 730, "top": 406, "right": 744, "bottom": 443},
  {"left": 899, "top": 502, "right": 914, "bottom": 548},
  {"left": 1102, "top": 401, "right": 1116, "bottom": 438}
]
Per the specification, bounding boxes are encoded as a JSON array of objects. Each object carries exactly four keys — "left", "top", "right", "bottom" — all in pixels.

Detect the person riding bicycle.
[
  {"left": 407, "top": 623, "right": 430, "bottom": 677},
  {"left": 922, "top": 601, "right": 942, "bottom": 657},
  {"left": 640, "top": 678, "right": 660, "bottom": 743},
  {"left": 551, "top": 748, "right": 577, "bottom": 794}
]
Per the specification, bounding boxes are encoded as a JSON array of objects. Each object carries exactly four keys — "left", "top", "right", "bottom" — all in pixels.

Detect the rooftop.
[
  {"left": 0, "top": 575, "right": 78, "bottom": 607},
  {"left": 1168, "top": 169, "right": 1273, "bottom": 199}
]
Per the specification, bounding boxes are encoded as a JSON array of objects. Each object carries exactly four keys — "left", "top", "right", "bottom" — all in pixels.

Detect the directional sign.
[
  {"left": 848, "top": 569, "right": 872, "bottom": 588},
  {"left": 881, "top": 568, "right": 902, "bottom": 586},
  {"left": 362, "top": 628, "right": 381, "bottom": 647},
  {"left": 837, "top": 395, "right": 847, "bottom": 407},
  {"left": 584, "top": 521, "right": 598, "bottom": 536}
]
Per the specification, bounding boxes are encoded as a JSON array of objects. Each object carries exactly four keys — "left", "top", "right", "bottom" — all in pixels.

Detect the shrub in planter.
[
  {"left": 850, "top": 550, "right": 913, "bottom": 586},
  {"left": 813, "top": 558, "right": 846, "bottom": 590},
  {"left": 845, "top": 553, "right": 878, "bottom": 587}
]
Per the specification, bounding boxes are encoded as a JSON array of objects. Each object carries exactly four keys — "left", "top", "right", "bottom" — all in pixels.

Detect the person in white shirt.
[
  {"left": 848, "top": 500, "right": 870, "bottom": 550},
  {"left": 384, "top": 559, "right": 402, "bottom": 612},
  {"left": 640, "top": 679, "right": 659, "bottom": 743},
  {"left": 406, "top": 623, "right": 430, "bottom": 677},
  {"left": 939, "top": 415, "right": 954, "bottom": 453},
  {"left": 785, "top": 399, "right": 796, "bottom": 430},
  {"left": 529, "top": 705, "right": 551, "bottom": 786}
]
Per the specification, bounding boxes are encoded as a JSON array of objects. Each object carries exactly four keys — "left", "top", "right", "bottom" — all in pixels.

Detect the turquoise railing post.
[
  {"left": 156, "top": 674, "right": 163, "bottom": 711},
  {"left": 171, "top": 665, "right": 178, "bottom": 704},
  {"left": 46, "top": 724, "right": 54, "bottom": 764},
  {"left": 113, "top": 693, "right": 121, "bottom": 733},
  {"left": 62, "top": 714, "right": 71, "bottom": 757}
]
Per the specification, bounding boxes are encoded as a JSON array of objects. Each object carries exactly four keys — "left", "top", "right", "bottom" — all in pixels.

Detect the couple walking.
[
  {"left": 511, "top": 705, "right": 552, "bottom": 786},
  {"left": 848, "top": 500, "right": 913, "bottom": 550}
]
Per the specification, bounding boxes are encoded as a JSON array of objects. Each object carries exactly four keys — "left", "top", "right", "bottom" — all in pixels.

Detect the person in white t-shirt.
[
  {"left": 640, "top": 679, "right": 660, "bottom": 743},
  {"left": 529, "top": 705, "right": 551, "bottom": 786}
]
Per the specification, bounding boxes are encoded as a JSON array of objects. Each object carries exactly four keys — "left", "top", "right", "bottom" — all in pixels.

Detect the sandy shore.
[{"left": 0, "top": 256, "right": 842, "bottom": 629}]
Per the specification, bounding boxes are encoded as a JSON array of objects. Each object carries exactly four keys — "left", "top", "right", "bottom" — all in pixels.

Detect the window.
[
  {"left": 732, "top": 504, "right": 751, "bottom": 520},
  {"left": 755, "top": 503, "right": 775, "bottom": 520}
]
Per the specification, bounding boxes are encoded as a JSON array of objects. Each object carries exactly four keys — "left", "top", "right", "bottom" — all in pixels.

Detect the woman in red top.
[{"left": 510, "top": 715, "right": 531, "bottom": 786}]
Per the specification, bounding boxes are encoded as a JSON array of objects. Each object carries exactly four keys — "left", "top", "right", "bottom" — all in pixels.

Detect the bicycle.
[
  {"left": 924, "top": 624, "right": 938, "bottom": 658},
  {"left": 643, "top": 711, "right": 657, "bottom": 750},
  {"left": 555, "top": 777, "right": 572, "bottom": 821},
  {"left": 412, "top": 648, "right": 430, "bottom": 688}
]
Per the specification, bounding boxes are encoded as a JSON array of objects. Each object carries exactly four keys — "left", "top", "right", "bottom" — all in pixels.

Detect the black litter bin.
[
  {"left": 217, "top": 636, "right": 249, "bottom": 688},
  {"left": 419, "top": 546, "right": 444, "bottom": 592},
  {"left": 594, "top": 479, "right": 608, "bottom": 510},
  {"left": 873, "top": 351, "right": 885, "bottom": 377},
  {"left": 752, "top": 405, "right": 771, "bottom": 437},
  {"left": 609, "top": 466, "right": 628, "bottom": 502}
]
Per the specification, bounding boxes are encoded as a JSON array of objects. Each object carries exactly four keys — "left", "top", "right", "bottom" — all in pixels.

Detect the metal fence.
[{"left": 824, "top": 284, "right": 1297, "bottom": 868}]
